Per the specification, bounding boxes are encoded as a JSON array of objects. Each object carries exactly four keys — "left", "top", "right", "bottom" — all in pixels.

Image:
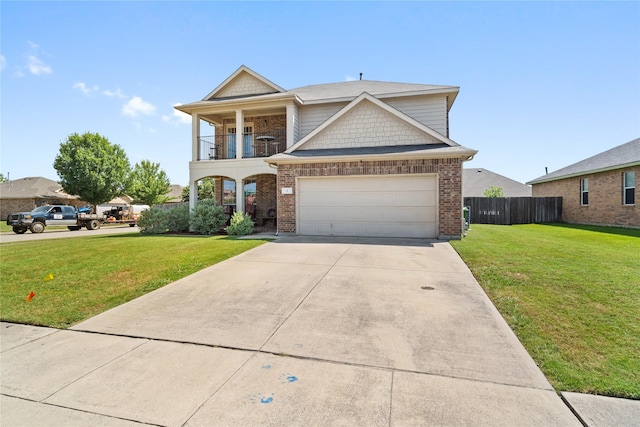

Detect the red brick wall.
[
  {"left": 532, "top": 166, "right": 639, "bottom": 227},
  {"left": 276, "top": 158, "right": 464, "bottom": 238}
]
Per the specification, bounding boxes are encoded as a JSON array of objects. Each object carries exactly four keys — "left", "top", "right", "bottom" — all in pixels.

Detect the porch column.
[
  {"left": 189, "top": 180, "right": 198, "bottom": 213},
  {"left": 235, "top": 179, "right": 244, "bottom": 214},
  {"left": 235, "top": 110, "right": 244, "bottom": 159},
  {"left": 286, "top": 103, "right": 296, "bottom": 149},
  {"left": 191, "top": 114, "right": 200, "bottom": 161}
]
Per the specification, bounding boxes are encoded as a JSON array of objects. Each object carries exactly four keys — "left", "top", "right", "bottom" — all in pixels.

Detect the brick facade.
[
  {"left": 532, "top": 166, "right": 639, "bottom": 228},
  {"left": 276, "top": 158, "right": 464, "bottom": 239},
  {"left": 1, "top": 198, "right": 84, "bottom": 220}
]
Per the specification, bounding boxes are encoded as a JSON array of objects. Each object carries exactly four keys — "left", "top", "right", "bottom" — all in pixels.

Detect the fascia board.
[
  {"left": 174, "top": 94, "right": 298, "bottom": 115},
  {"left": 265, "top": 148, "right": 478, "bottom": 166},
  {"left": 527, "top": 161, "right": 640, "bottom": 185}
]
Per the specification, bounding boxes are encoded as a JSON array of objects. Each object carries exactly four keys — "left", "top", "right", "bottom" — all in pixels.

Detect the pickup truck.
[{"left": 6, "top": 205, "right": 137, "bottom": 234}]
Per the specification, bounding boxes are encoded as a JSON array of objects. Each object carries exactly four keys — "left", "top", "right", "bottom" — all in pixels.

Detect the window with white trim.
[
  {"left": 581, "top": 178, "right": 589, "bottom": 206},
  {"left": 623, "top": 171, "right": 635, "bottom": 205}
]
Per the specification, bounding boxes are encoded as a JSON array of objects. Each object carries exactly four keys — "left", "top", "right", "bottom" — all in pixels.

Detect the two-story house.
[{"left": 176, "top": 66, "right": 477, "bottom": 239}]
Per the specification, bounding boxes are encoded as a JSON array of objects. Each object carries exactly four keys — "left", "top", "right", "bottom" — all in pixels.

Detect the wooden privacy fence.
[{"left": 463, "top": 197, "right": 562, "bottom": 225}]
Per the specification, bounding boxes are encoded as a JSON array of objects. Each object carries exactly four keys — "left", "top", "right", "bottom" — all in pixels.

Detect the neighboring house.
[
  {"left": 165, "top": 185, "right": 183, "bottom": 203},
  {"left": 527, "top": 138, "right": 639, "bottom": 228},
  {"left": 463, "top": 168, "right": 531, "bottom": 198},
  {"left": 176, "top": 65, "right": 477, "bottom": 239},
  {"left": 0, "top": 177, "right": 82, "bottom": 219}
]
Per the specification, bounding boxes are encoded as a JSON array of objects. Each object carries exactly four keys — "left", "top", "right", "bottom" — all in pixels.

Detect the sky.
[{"left": 1, "top": 1, "right": 639, "bottom": 187}]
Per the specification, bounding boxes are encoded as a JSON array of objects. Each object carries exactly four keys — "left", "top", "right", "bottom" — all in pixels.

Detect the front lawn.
[
  {"left": 450, "top": 223, "right": 640, "bottom": 399},
  {"left": 0, "top": 234, "right": 267, "bottom": 328}
]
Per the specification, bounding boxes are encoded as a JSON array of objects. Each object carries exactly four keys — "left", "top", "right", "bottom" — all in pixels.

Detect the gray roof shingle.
[
  {"left": 463, "top": 168, "right": 531, "bottom": 197},
  {"left": 528, "top": 138, "right": 640, "bottom": 185},
  {"left": 0, "top": 177, "right": 76, "bottom": 200}
]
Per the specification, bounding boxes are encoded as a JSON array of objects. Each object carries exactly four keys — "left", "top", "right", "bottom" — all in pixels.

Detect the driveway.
[{"left": 1, "top": 237, "right": 581, "bottom": 426}]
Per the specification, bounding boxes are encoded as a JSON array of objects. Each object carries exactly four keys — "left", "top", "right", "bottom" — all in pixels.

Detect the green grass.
[
  {"left": 450, "top": 223, "right": 640, "bottom": 399},
  {"left": 0, "top": 234, "right": 267, "bottom": 328}
]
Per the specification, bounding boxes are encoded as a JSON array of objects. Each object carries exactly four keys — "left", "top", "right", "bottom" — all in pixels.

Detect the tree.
[
  {"left": 128, "top": 160, "right": 171, "bottom": 205},
  {"left": 0, "top": 173, "right": 7, "bottom": 183},
  {"left": 181, "top": 177, "right": 215, "bottom": 203},
  {"left": 484, "top": 186, "right": 505, "bottom": 198},
  {"left": 54, "top": 132, "right": 130, "bottom": 210}
]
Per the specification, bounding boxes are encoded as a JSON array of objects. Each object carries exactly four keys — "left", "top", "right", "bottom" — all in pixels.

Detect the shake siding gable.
[
  {"left": 299, "top": 100, "right": 440, "bottom": 151},
  {"left": 214, "top": 73, "right": 277, "bottom": 98}
]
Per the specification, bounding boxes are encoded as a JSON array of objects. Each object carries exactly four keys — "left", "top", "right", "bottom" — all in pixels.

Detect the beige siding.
[
  {"left": 386, "top": 95, "right": 447, "bottom": 136},
  {"left": 299, "top": 103, "right": 346, "bottom": 138},
  {"left": 214, "top": 73, "right": 276, "bottom": 99}
]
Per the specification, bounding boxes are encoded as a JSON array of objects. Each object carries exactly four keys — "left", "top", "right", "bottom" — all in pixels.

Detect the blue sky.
[{"left": 2, "top": 1, "right": 639, "bottom": 186}]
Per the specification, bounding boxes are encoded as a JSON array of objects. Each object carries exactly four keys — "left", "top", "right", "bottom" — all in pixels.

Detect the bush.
[
  {"left": 226, "top": 211, "right": 255, "bottom": 236},
  {"left": 189, "top": 199, "right": 226, "bottom": 235},
  {"left": 137, "top": 207, "right": 168, "bottom": 234},
  {"left": 165, "top": 204, "right": 190, "bottom": 233}
]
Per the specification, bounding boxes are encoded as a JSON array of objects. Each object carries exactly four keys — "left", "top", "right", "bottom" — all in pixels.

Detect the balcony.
[{"left": 198, "top": 130, "right": 286, "bottom": 161}]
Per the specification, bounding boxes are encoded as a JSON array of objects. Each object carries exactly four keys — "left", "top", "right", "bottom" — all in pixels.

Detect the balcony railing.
[{"left": 198, "top": 130, "right": 286, "bottom": 160}]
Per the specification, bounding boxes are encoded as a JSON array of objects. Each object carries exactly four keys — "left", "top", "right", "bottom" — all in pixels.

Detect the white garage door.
[{"left": 297, "top": 175, "right": 437, "bottom": 238}]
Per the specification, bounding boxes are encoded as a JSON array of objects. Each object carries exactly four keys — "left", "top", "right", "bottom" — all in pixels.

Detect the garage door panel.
[{"left": 298, "top": 175, "right": 438, "bottom": 238}]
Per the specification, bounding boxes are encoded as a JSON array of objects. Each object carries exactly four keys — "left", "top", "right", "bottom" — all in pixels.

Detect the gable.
[
  {"left": 203, "top": 66, "right": 285, "bottom": 100},
  {"left": 288, "top": 92, "right": 457, "bottom": 155},
  {"left": 298, "top": 99, "right": 441, "bottom": 151}
]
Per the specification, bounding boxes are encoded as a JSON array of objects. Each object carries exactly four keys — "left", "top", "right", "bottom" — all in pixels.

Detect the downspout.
[{"left": 268, "top": 162, "right": 279, "bottom": 236}]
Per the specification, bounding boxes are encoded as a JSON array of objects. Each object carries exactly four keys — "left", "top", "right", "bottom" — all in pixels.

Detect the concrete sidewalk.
[{"left": 1, "top": 237, "right": 633, "bottom": 426}]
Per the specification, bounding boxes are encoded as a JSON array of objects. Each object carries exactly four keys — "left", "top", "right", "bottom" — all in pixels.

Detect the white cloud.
[
  {"left": 345, "top": 75, "right": 358, "bottom": 81},
  {"left": 73, "top": 82, "right": 99, "bottom": 96},
  {"left": 162, "top": 103, "right": 192, "bottom": 125},
  {"left": 103, "top": 88, "right": 127, "bottom": 99},
  {"left": 122, "top": 96, "right": 156, "bottom": 117},
  {"left": 27, "top": 54, "right": 52, "bottom": 75},
  {"left": 0, "top": 55, "right": 5, "bottom": 71}
]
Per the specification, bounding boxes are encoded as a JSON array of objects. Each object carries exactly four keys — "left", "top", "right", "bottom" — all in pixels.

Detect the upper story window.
[
  {"left": 581, "top": 178, "right": 589, "bottom": 206},
  {"left": 623, "top": 171, "right": 635, "bottom": 205}
]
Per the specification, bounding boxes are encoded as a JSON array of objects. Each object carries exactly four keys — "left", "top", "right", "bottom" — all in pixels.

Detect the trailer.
[{"left": 6, "top": 204, "right": 145, "bottom": 234}]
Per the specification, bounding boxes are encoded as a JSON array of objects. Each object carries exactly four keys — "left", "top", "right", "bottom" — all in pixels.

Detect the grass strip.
[
  {"left": 451, "top": 223, "right": 640, "bottom": 399},
  {"left": 0, "top": 234, "right": 267, "bottom": 328}
]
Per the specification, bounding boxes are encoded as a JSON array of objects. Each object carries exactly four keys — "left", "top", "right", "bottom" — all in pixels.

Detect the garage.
[{"left": 297, "top": 174, "right": 437, "bottom": 238}]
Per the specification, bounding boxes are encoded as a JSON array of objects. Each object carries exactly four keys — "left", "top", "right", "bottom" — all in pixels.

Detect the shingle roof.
[
  {"left": 463, "top": 168, "right": 531, "bottom": 197},
  {"left": 288, "top": 80, "right": 459, "bottom": 104},
  {"left": 527, "top": 138, "right": 640, "bottom": 185},
  {"left": 0, "top": 177, "right": 76, "bottom": 200}
]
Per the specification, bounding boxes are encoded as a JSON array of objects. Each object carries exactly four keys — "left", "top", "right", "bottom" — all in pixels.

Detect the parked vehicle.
[{"left": 6, "top": 204, "right": 144, "bottom": 234}]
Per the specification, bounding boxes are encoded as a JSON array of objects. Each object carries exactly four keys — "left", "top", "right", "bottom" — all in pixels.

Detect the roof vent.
[{"left": 359, "top": 73, "right": 362, "bottom": 80}]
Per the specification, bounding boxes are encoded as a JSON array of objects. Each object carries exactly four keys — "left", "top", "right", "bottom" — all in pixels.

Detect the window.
[
  {"left": 223, "top": 179, "right": 236, "bottom": 205},
  {"left": 623, "top": 171, "right": 635, "bottom": 205},
  {"left": 581, "top": 178, "right": 589, "bottom": 206}
]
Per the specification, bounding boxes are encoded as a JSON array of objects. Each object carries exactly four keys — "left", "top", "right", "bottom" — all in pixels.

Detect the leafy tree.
[
  {"left": 54, "top": 132, "right": 130, "bottom": 210},
  {"left": 128, "top": 160, "right": 171, "bottom": 205},
  {"left": 0, "top": 173, "right": 7, "bottom": 183},
  {"left": 181, "top": 177, "right": 215, "bottom": 203},
  {"left": 484, "top": 186, "right": 505, "bottom": 198}
]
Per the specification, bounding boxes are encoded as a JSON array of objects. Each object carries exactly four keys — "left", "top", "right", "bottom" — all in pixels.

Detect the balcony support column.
[
  {"left": 286, "top": 103, "right": 295, "bottom": 149},
  {"left": 235, "top": 179, "right": 244, "bottom": 214},
  {"left": 191, "top": 113, "right": 200, "bottom": 161},
  {"left": 189, "top": 180, "right": 198, "bottom": 229},
  {"left": 235, "top": 110, "right": 244, "bottom": 159}
]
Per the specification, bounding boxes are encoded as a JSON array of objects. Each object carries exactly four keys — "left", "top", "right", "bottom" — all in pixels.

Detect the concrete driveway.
[{"left": 1, "top": 236, "right": 582, "bottom": 426}]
